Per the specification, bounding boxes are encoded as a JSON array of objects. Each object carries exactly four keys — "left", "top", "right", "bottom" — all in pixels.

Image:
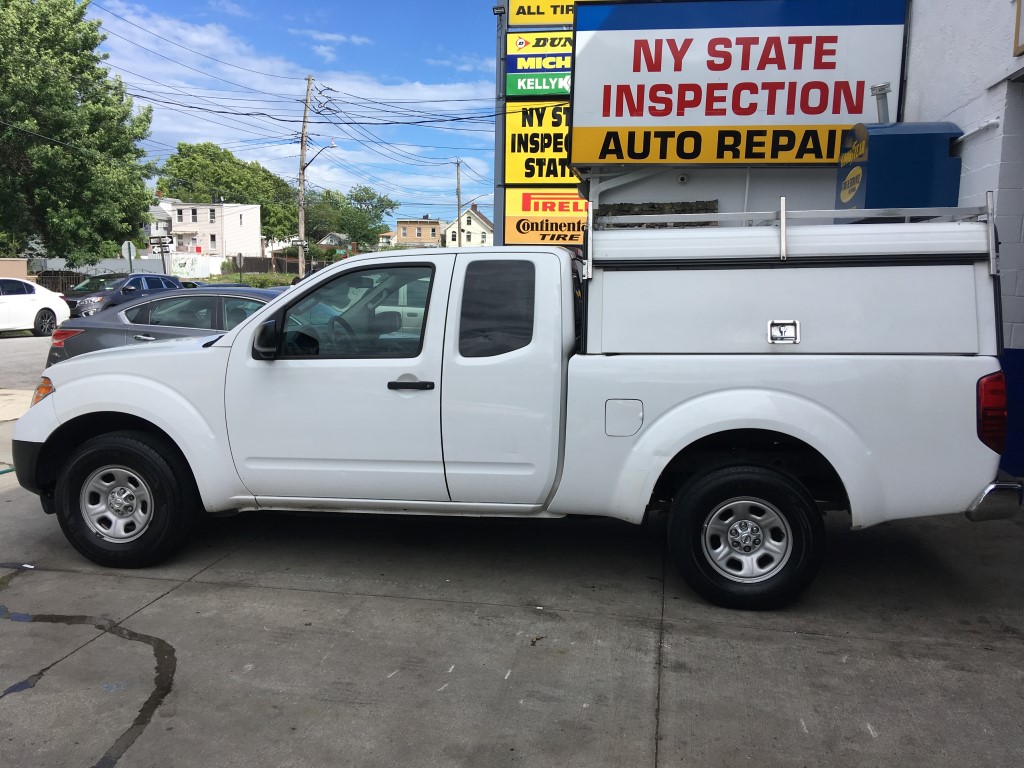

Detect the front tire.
[
  {"left": 32, "top": 308, "right": 57, "bottom": 336},
  {"left": 54, "top": 431, "right": 198, "bottom": 567},
  {"left": 668, "top": 465, "right": 824, "bottom": 610}
]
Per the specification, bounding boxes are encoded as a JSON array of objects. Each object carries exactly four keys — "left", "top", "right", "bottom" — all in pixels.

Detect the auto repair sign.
[{"left": 570, "top": 0, "right": 906, "bottom": 165}]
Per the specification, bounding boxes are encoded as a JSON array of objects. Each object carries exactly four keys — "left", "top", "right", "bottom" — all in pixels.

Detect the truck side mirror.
[{"left": 252, "top": 318, "right": 280, "bottom": 360}]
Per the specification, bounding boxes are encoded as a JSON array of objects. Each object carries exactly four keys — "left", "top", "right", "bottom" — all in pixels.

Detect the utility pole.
[
  {"left": 455, "top": 158, "right": 462, "bottom": 247},
  {"left": 297, "top": 74, "right": 313, "bottom": 278}
]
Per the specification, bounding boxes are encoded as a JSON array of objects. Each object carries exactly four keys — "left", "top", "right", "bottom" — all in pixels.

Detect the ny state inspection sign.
[{"left": 569, "top": 0, "right": 906, "bottom": 165}]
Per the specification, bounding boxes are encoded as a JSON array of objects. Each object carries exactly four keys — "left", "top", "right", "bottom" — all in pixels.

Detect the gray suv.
[{"left": 63, "top": 273, "right": 183, "bottom": 317}]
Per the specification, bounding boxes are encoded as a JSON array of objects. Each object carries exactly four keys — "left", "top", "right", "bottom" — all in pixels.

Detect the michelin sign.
[
  {"left": 507, "top": 33, "right": 573, "bottom": 97},
  {"left": 569, "top": 0, "right": 907, "bottom": 165}
]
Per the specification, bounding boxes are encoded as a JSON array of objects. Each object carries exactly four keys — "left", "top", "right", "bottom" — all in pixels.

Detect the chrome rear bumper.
[{"left": 966, "top": 481, "right": 1023, "bottom": 522}]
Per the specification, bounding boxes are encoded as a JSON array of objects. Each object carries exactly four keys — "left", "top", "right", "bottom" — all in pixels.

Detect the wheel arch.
[
  {"left": 36, "top": 413, "right": 195, "bottom": 501},
  {"left": 608, "top": 388, "right": 881, "bottom": 527}
]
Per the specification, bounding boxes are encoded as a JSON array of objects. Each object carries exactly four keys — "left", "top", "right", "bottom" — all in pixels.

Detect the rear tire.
[
  {"left": 668, "top": 465, "right": 824, "bottom": 610},
  {"left": 54, "top": 431, "right": 198, "bottom": 567},
  {"left": 32, "top": 308, "right": 57, "bottom": 336}
]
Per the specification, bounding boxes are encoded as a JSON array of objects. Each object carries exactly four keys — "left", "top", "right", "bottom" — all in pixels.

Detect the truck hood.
[{"left": 45, "top": 333, "right": 226, "bottom": 386}]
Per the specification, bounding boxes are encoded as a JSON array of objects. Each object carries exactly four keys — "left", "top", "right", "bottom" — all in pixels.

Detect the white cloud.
[
  {"left": 426, "top": 55, "right": 495, "bottom": 74},
  {"left": 312, "top": 46, "right": 337, "bottom": 63},
  {"left": 88, "top": 1, "right": 492, "bottom": 221},
  {"left": 208, "top": 0, "right": 251, "bottom": 18},
  {"left": 288, "top": 29, "right": 372, "bottom": 45}
]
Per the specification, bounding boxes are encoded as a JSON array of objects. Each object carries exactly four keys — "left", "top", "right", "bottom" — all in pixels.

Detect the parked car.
[
  {"left": 47, "top": 286, "right": 285, "bottom": 366},
  {"left": 63, "top": 273, "right": 183, "bottom": 317},
  {"left": 181, "top": 280, "right": 253, "bottom": 289},
  {"left": 0, "top": 277, "right": 71, "bottom": 336}
]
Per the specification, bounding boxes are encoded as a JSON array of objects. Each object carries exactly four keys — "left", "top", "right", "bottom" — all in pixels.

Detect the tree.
[
  {"left": 344, "top": 185, "right": 398, "bottom": 250},
  {"left": 304, "top": 185, "right": 397, "bottom": 251},
  {"left": 304, "top": 189, "right": 350, "bottom": 243},
  {"left": 0, "top": 0, "right": 154, "bottom": 264},
  {"left": 158, "top": 143, "right": 298, "bottom": 241}
]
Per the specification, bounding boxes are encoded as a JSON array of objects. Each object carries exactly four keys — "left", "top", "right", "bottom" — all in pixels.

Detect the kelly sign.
[
  {"left": 504, "top": 188, "right": 588, "bottom": 244},
  {"left": 570, "top": 0, "right": 907, "bottom": 165},
  {"left": 507, "top": 32, "right": 573, "bottom": 97}
]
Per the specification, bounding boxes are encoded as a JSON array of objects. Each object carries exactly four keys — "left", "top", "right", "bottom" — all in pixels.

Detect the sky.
[{"left": 85, "top": 0, "right": 502, "bottom": 228}]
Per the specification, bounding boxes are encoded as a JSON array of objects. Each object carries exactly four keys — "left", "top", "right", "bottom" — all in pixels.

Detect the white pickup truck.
[{"left": 12, "top": 202, "right": 1021, "bottom": 609}]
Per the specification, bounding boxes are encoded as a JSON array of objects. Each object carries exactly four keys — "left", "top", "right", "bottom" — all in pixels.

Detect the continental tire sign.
[
  {"left": 504, "top": 188, "right": 588, "bottom": 245},
  {"left": 570, "top": 0, "right": 906, "bottom": 165}
]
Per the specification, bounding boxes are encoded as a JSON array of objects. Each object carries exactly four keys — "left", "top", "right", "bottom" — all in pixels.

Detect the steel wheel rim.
[
  {"left": 701, "top": 496, "right": 793, "bottom": 583},
  {"left": 79, "top": 465, "right": 154, "bottom": 542},
  {"left": 39, "top": 311, "right": 56, "bottom": 334}
]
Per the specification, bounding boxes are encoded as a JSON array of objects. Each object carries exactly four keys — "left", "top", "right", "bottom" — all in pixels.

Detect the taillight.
[
  {"left": 978, "top": 372, "right": 1008, "bottom": 454},
  {"left": 50, "top": 328, "right": 84, "bottom": 348}
]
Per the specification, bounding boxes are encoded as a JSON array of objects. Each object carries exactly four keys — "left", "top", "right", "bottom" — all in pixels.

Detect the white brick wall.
[{"left": 903, "top": 0, "right": 1024, "bottom": 346}]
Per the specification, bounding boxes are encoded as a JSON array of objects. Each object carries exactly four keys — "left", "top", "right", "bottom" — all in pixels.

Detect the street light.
[{"left": 297, "top": 136, "right": 335, "bottom": 276}]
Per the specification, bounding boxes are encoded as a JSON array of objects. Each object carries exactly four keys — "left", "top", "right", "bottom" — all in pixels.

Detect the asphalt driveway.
[{"left": 2, "top": 470, "right": 1023, "bottom": 767}]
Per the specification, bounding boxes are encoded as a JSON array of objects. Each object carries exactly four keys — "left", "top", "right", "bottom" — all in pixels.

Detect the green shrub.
[{"left": 244, "top": 273, "right": 295, "bottom": 288}]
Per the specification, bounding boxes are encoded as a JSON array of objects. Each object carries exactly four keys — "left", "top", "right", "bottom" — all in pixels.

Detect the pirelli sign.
[
  {"left": 504, "top": 188, "right": 588, "bottom": 245},
  {"left": 570, "top": 0, "right": 907, "bottom": 165}
]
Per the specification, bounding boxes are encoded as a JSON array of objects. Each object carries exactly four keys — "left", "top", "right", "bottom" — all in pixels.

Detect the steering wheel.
[{"left": 331, "top": 316, "right": 358, "bottom": 352}]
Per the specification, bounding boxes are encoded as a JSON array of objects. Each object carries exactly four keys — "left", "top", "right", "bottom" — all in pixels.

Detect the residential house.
[
  {"left": 445, "top": 203, "right": 494, "bottom": 247},
  {"left": 318, "top": 232, "right": 358, "bottom": 259},
  {"left": 143, "top": 205, "right": 172, "bottom": 242},
  {"left": 170, "top": 202, "right": 262, "bottom": 260},
  {"left": 394, "top": 215, "right": 443, "bottom": 248},
  {"left": 378, "top": 231, "right": 396, "bottom": 248}
]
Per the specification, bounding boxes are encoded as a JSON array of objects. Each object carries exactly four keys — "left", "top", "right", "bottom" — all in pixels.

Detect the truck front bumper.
[
  {"left": 12, "top": 439, "right": 43, "bottom": 496},
  {"left": 966, "top": 481, "right": 1023, "bottom": 522}
]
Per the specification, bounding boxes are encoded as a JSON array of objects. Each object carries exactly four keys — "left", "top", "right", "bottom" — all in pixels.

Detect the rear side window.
[
  {"left": 133, "top": 295, "right": 217, "bottom": 329},
  {"left": 0, "top": 279, "right": 31, "bottom": 295},
  {"left": 224, "top": 298, "right": 265, "bottom": 330},
  {"left": 459, "top": 261, "right": 535, "bottom": 358}
]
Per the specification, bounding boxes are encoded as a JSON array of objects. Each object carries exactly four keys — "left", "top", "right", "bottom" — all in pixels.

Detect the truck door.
[
  {"left": 224, "top": 255, "right": 454, "bottom": 501},
  {"left": 441, "top": 253, "right": 570, "bottom": 504}
]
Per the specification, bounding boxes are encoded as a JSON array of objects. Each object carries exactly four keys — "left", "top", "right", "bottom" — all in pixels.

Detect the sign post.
[
  {"left": 121, "top": 240, "right": 137, "bottom": 272},
  {"left": 149, "top": 235, "right": 172, "bottom": 273}
]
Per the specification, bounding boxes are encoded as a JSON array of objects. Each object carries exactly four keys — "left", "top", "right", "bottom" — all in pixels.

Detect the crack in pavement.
[{"left": 0, "top": 563, "right": 177, "bottom": 768}]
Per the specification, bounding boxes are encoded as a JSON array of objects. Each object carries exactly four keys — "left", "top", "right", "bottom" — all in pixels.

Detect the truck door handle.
[
  {"left": 133, "top": 334, "right": 156, "bottom": 341},
  {"left": 387, "top": 380, "right": 434, "bottom": 390}
]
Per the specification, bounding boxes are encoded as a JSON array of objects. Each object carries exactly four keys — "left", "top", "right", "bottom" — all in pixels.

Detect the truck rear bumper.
[{"left": 966, "top": 481, "right": 1022, "bottom": 522}]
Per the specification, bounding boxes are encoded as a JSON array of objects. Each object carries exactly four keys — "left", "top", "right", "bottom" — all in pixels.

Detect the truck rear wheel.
[
  {"left": 54, "top": 431, "right": 198, "bottom": 567},
  {"left": 668, "top": 465, "right": 824, "bottom": 610}
]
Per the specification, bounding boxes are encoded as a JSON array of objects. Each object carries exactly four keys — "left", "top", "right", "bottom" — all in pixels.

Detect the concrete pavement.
[
  {"left": 2, "top": 469, "right": 1023, "bottom": 767},
  {"left": 0, "top": 389, "right": 32, "bottom": 474}
]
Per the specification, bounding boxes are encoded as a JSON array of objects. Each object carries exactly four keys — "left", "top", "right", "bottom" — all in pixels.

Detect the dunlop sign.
[
  {"left": 504, "top": 188, "right": 588, "bottom": 244},
  {"left": 507, "top": 32, "right": 572, "bottom": 97},
  {"left": 570, "top": 0, "right": 907, "bottom": 165},
  {"left": 504, "top": 101, "right": 576, "bottom": 185}
]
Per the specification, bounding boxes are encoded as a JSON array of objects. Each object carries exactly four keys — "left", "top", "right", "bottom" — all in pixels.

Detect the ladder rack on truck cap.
[{"left": 583, "top": 192, "right": 997, "bottom": 277}]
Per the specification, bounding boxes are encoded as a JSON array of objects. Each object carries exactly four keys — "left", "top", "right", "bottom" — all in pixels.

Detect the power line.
[
  {"left": 90, "top": 2, "right": 307, "bottom": 81},
  {"left": 98, "top": 21, "right": 301, "bottom": 97}
]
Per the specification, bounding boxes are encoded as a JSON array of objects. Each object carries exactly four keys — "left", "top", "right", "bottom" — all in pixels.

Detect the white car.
[{"left": 0, "top": 277, "right": 71, "bottom": 336}]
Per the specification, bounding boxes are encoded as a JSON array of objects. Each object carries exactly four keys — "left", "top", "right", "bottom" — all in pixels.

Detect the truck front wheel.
[
  {"left": 54, "top": 431, "right": 198, "bottom": 567},
  {"left": 668, "top": 466, "right": 824, "bottom": 610}
]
